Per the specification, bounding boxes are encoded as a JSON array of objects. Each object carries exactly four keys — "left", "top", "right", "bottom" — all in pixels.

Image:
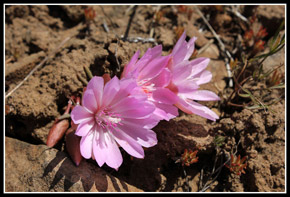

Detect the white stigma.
[{"left": 95, "top": 108, "right": 122, "bottom": 129}]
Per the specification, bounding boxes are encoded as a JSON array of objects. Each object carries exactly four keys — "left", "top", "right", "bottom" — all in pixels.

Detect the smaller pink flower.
[
  {"left": 122, "top": 45, "right": 179, "bottom": 121},
  {"left": 71, "top": 76, "right": 158, "bottom": 170},
  {"left": 167, "top": 31, "right": 220, "bottom": 121}
]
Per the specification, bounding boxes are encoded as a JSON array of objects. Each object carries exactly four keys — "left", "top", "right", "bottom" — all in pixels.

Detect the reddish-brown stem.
[
  {"left": 227, "top": 102, "right": 245, "bottom": 108},
  {"left": 64, "top": 100, "right": 73, "bottom": 114}
]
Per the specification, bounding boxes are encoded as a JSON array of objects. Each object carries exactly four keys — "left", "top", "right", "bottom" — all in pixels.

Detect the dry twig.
[
  {"left": 193, "top": 6, "right": 234, "bottom": 87},
  {"left": 149, "top": 5, "right": 161, "bottom": 38},
  {"left": 228, "top": 5, "right": 249, "bottom": 23},
  {"left": 197, "top": 39, "right": 215, "bottom": 55}
]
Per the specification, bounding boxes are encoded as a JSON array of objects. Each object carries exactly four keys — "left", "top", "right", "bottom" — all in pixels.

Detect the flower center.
[
  {"left": 137, "top": 79, "right": 155, "bottom": 97},
  {"left": 95, "top": 108, "right": 122, "bottom": 129}
]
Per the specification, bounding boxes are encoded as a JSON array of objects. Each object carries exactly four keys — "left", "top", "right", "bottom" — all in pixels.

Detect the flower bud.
[
  {"left": 46, "top": 119, "right": 69, "bottom": 147},
  {"left": 84, "top": 7, "right": 96, "bottom": 21},
  {"left": 65, "top": 127, "right": 83, "bottom": 166},
  {"left": 102, "top": 73, "right": 111, "bottom": 84},
  {"left": 46, "top": 100, "right": 72, "bottom": 147}
]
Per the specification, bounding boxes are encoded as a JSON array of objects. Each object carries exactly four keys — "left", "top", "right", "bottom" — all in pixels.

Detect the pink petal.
[
  {"left": 149, "top": 67, "right": 172, "bottom": 87},
  {"left": 134, "top": 45, "right": 162, "bottom": 73},
  {"left": 148, "top": 45, "right": 163, "bottom": 58},
  {"left": 172, "top": 61, "right": 193, "bottom": 82},
  {"left": 110, "top": 78, "right": 137, "bottom": 104},
  {"left": 102, "top": 76, "right": 121, "bottom": 106},
  {"left": 102, "top": 132, "right": 123, "bottom": 169},
  {"left": 75, "top": 119, "right": 95, "bottom": 137},
  {"left": 152, "top": 87, "right": 178, "bottom": 104},
  {"left": 175, "top": 81, "right": 199, "bottom": 95},
  {"left": 196, "top": 70, "right": 212, "bottom": 85},
  {"left": 71, "top": 105, "right": 93, "bottom": 124},
  {"left": 80, "top": 130, "right": 94, "bottom": 159},
  {"left": 118, "top": 101, "right": 155, "bottom": 118},
  {"left": 117, "top": 123, "right": 157, "bottom": 148},
  {"left": 190, "top": 57, "right": 210, "bottom": 77},
  {"left": 110, "top": 97, "right": 145, "bottom": 112},
  {"left": 136, "top": 130, "right": 157, "bottom": 148},
  {"left": 186, "top": 90, "right": 220, "bottom": 101},
  {"left": 93, "top": 127, "right": 123, "bottom": 169},
  {"left": 176, "top": 98, "right": 219, "bottom": 121},
  {"left": 140, "top": 45, "right": 162, "bottom": 64},
  {"left": 139, "top": 56, "right": 170, "bottom": 81},
  {"left": 129, "top": 86, "right": 149, "bottom": 101},
  {"left": 111, "top": 96, "right": 155, "bottom": 118},
  {"left": 184, "top": 36, "right": 197, "bottom": 60},
  {"left": 172, "top": 31, "right": 196, "bottom": 63},
  {"left": 172, "top": 31, "right": 186, "bottom": 56},
  {"left": 92, "top": 127, "right": 106, "bottom": 167},
  {"left": 110, "top": 127, "right": 145, "bottom": 158},
  {"left": 86, "top": 76, "right": 104, "bottom": 107},
  {"left": 82, "top": 88, "right": 98, "bottom": 113},
  {"left": 153, "top": 102, "right": 179, "bottom": 121},
  {"left": 173, "top": 41, "right": 188, "bottom": 64},
  {"left": 122, "top": 117, "right": 160, "bottom": 130},
  {"left": 122, "top": 50, "right": 140, "bottom": 78}
]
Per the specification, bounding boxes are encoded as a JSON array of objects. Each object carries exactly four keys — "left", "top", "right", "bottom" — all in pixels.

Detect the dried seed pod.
[
  {"left": 46, "top": 100, "right": 72, "bottom": 147},
  {"left": 65, "top": 127, "right": 83, "bottom": 166}
]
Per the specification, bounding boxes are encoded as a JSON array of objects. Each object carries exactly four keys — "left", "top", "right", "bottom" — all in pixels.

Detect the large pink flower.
[
  {"left": 121, "top": 45, "right": 179, "bottom": 121},
  {"left": 71, "top": 76, "right": 158, "bottom": 170},
  {"left": 167, "top": 31, "right": 220, "bottom": 121}
]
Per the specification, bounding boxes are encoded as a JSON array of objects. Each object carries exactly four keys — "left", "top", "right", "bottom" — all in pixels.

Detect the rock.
[
  {"left": 197, "top": 43, "right": 220, "bottom": 59},
  {"left": 29, "top": 5, "right": 63, "bottom": 29},
  {"left": 261, "top": 47, "right": 285, "bottom": 74},
  {"left": 60, "top": 5, "right": 86, "bottom": 23},
  {"left": 256, "top": 5, "right": 285, "bottom": 36},
  {"left": 157, "top": 27, "right": 175, "bottom": 48},
  {"left": 5, "top": 137, "right": 143, "bottom": 192},
  {"left": 5, "top": 51, "right": 46, "bottom": 77},
  {"left": 5, "top": 5, "right": 30, "bottom": 22},
  {"left": 5, "top": 51, "right": 46, "bottom": 91},
  {"left": 186, "top": 23, "right": 209, "bottom": 48}
]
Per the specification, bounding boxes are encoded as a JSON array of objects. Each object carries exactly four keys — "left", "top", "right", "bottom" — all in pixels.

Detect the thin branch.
[
  {"left": 102, "top": 18, "right": 110, "bottom": 33},
  {"left": 197, "top": 39, "right": 214, "bottom": 55},
  {"left": 194, "top": 5, "right": 234, "bottom": 87},
  {"left": 99, "top": 5, "right": 119, "bottom": 36},
  {"left": 200, "top": 156, "right": 223, "bottom": 192},
  {"left": 115, "top": 39, "right": 121, "bottom": 72},
  {"left": 199, "top": 168, "right": 204, "bottom": 191},
  {"left": 123, "top": 5, "right": 138, "bottom": 41},
  {"left": 199, "top": 139, "right": 241, "bottom": 192},
  {"left": 149, "top": 5, "right": 161, "bottom": 38},
  {"left": 119, "top": 36, "right": 158, "bottom": 45},
  {"left": 193, "top": 6, "right": 226, "bottom": 52},
  {"left": 99, "top": 5, "right": 123, "bottom": 73},
  {"left": 228, "top": 5, "right": 249, "bottom": 23},
  {"left": 182, "top": 166, "right": 190, "bottom": 192}
]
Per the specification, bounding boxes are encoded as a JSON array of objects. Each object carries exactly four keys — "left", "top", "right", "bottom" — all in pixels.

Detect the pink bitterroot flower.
[
  {"left": 121, "top": 45, "right": 179, "bottom": 121},
  {"left": 71, "top": 76, "right": 158, "bottom": 170},
  {"left": 166, "top": 31, "right": 220, "bottom": 121}
]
